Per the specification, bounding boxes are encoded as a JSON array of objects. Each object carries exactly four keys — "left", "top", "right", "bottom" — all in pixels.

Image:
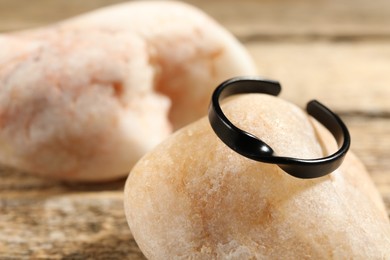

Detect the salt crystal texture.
[
  {"left": 0, "top": 1, "right": 256, "bottom": 181},
  {"left": 124, "top": 94, "right": 390, "bottom": 259}
]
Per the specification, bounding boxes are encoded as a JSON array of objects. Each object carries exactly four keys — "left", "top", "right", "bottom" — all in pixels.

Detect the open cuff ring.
[{"left": 208, "top": 77, "right": 351, "bottom": 179}]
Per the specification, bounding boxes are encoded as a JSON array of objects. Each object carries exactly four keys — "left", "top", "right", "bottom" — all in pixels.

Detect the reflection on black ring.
[{"left": 208, "top": 77, "right": 351, "bottom": 179}]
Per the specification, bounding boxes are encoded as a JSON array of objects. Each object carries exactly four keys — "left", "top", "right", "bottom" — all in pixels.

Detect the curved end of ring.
[{"left": 208, "top": 78, "right": 351, "bottom": 179}]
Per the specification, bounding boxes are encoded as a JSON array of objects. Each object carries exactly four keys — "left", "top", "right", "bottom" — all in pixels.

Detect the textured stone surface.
[
  {"left": 124, "top": 95, "right": 390, "bottom": 259},
  {"left": 0, "top": 1, "right": 256, "bottom": 181}
]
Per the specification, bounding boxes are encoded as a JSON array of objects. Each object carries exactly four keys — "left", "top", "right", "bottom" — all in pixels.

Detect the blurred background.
[
  {"left": 1, "top": 0, "right": 389, "bottom": 112},
  {"left": 0, "top": 0, "right": 389, "bottom": 258}
]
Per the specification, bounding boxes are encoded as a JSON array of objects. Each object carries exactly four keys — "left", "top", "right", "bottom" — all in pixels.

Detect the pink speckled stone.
[{"left": 0, "top": 1, "right": 256, "bottom": 181}]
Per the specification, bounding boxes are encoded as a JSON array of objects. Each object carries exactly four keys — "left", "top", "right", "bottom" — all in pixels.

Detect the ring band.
[{"left": 208, "top": 77, "right": 351, "bottom": 179}]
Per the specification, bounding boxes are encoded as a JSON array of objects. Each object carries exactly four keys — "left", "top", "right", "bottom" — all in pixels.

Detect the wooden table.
[{"left": 0, "top": 0, "right": 389, "bottom": 259}]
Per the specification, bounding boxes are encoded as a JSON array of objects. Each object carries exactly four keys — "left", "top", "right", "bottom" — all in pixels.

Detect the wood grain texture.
[
  {"left": 2, "top": 0, "right": 390, "bottom": 39},
  {"left": 247, "top": 42, "right": 390, "bottom": 113},
  {"left": 0, "top": 0, "right": 389, "bottom": 259},
  {"left": 0, "top": 168, "right": 145, "bottom": 259}
]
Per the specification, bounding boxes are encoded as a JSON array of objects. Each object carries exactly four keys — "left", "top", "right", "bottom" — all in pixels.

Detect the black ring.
[{"left": 208, "top": 77, "right": 351, "bottom": 179}]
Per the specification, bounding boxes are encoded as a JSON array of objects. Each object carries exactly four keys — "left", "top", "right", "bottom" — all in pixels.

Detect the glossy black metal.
[{"left": 208, "top": 77, "right": 351, "bottom": 179}]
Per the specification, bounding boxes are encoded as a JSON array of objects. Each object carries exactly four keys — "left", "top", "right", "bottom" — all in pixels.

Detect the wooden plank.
[
  {"left": 247, "top": 42, "right": 390, "bottom": 113},
  {"left": 0, "top": 168, "right": 145, "bottom": 259},
  {"left": 0, "top": 0, "right": 126, "bottom": 32},
  {"left": 192, "top": 0, "right": 390, "bottom": 41},
  {"left": 1, "top": 0, "right": 390, "bottom": 39}
]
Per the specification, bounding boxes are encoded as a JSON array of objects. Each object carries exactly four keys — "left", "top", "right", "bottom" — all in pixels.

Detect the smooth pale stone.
[
  {"left": 0, "top": 1, "right": 256, "bottom": 181},
  {"left": 124, "top": 94, "right": 390, "bottom": 259}
]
